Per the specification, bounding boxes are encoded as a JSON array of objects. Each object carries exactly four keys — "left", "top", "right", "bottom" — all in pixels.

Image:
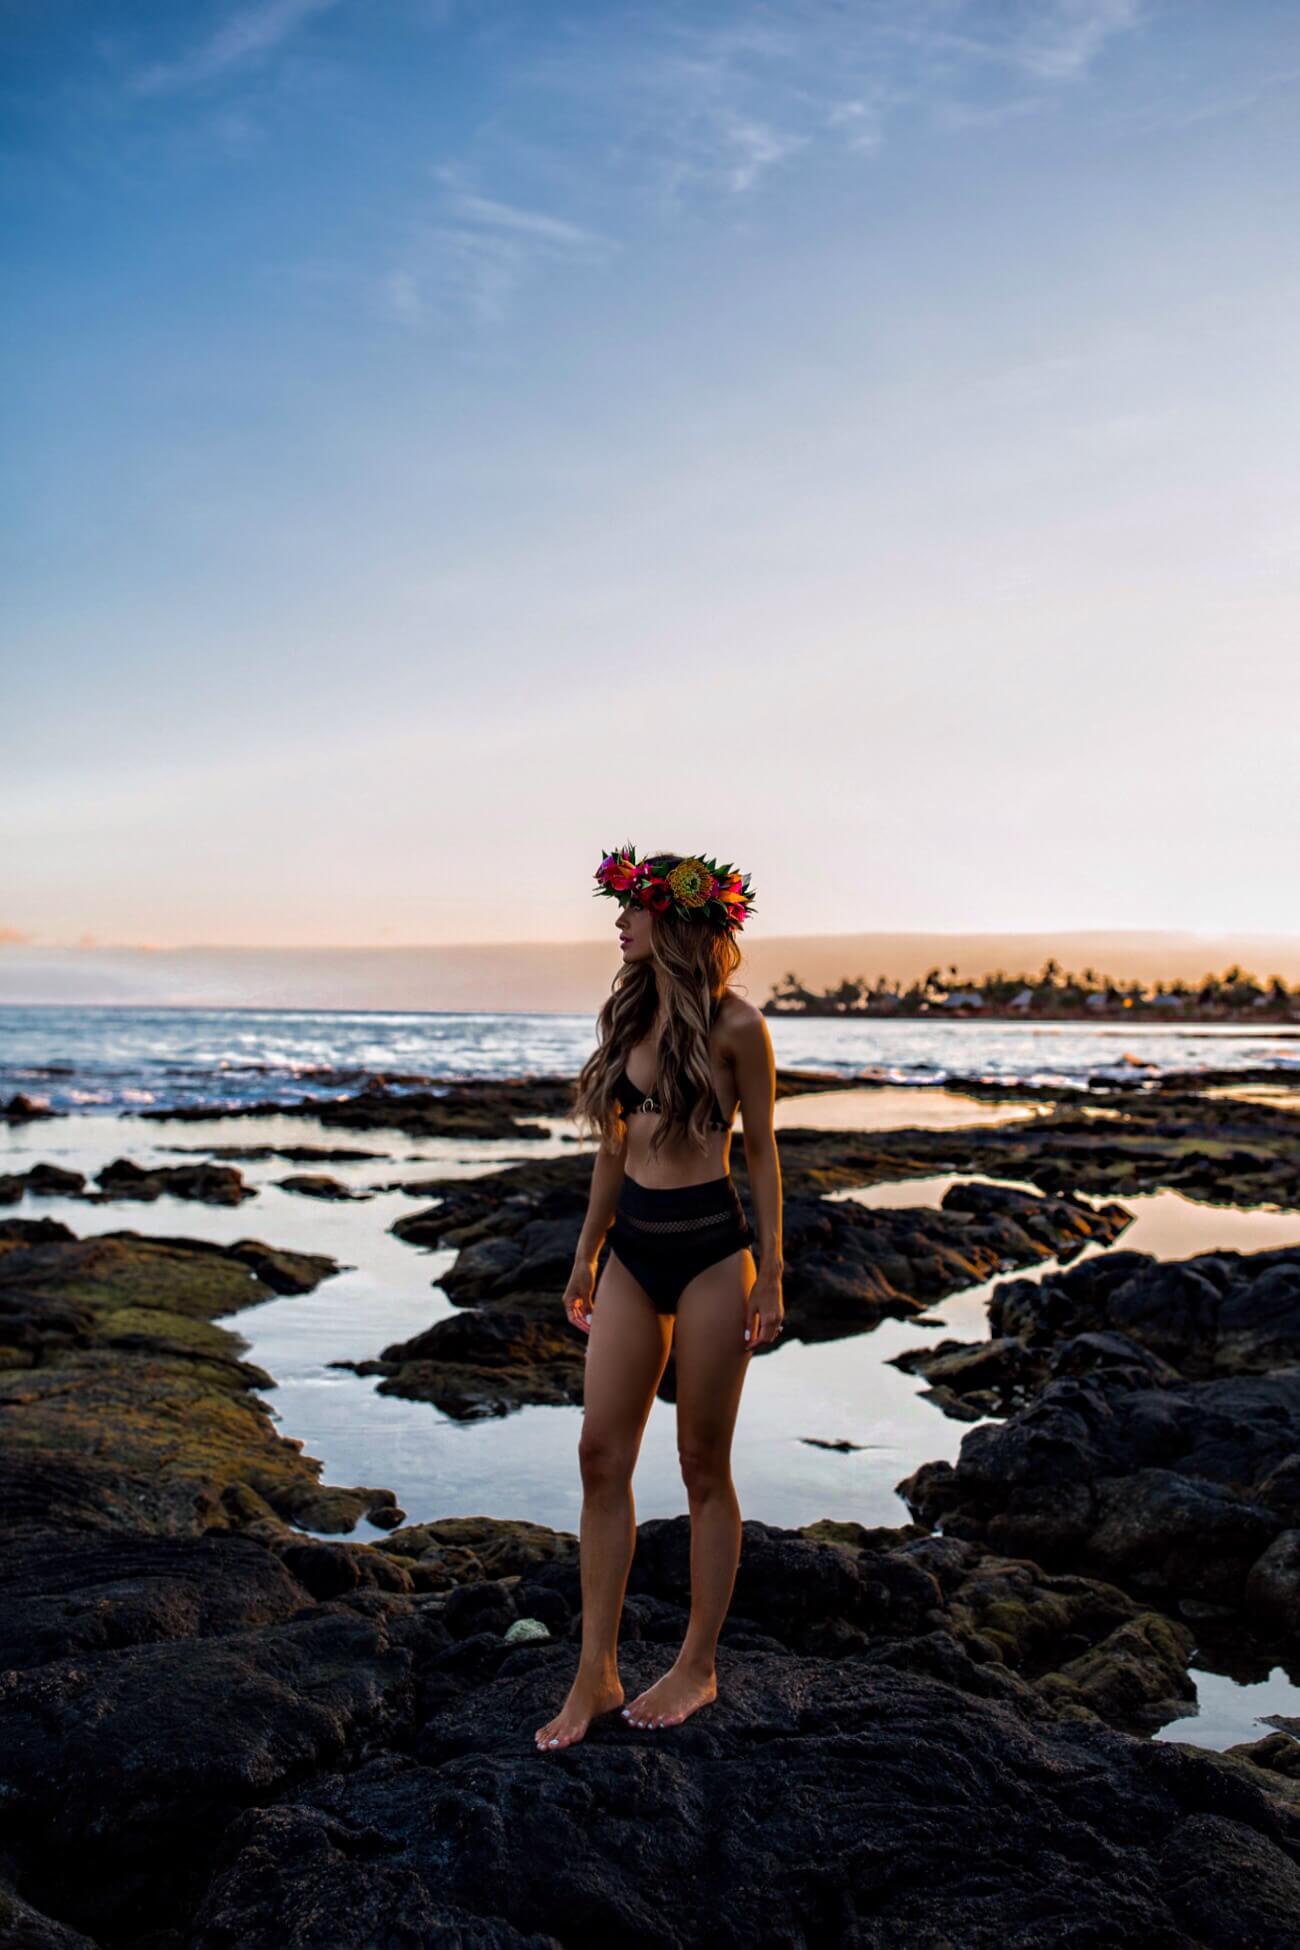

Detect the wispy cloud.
[
  {"left": 0, "top": 928, "right": 33, "bottom": 947},
  {"left": 435, "top": 175, "right": 610, "bottom": 250},
  {"left": 1011, "top": 0, "right": 1144, "bottom": 82},
  {"left": 383, "top": 167, "right": 617, "bottom": 327},
  {"left": 887, "top": 0, "right": 1143, "bottom": 85},
  {"left": 721, "top": 115, "right": 807, "bottom": 191},
  {"left": 510, "top": 1, "right": 1144, "bottom": 209},
  {"left": 128, "top": 0, "right": 341, "bottom": 98}
]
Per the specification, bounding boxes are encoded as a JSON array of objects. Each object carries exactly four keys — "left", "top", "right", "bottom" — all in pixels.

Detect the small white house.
[
  {"left": 1008, "top": 988, "right": 1035, "bottom": 1013},
  {"left": 943, "top": 989, "right": 985, "bottom": 1010}
]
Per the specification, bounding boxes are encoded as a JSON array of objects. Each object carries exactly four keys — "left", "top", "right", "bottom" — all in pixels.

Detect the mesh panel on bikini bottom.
[{"left": 615, "top": 1207, "right": 742, "bottom": 1235}]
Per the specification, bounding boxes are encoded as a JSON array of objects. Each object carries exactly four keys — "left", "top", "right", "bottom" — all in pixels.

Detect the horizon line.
[{"left": 8, "top": 925, "right": 1300, "bottom": 955}]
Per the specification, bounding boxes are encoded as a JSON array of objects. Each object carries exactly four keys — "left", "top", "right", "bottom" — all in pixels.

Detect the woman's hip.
[{"left": 614, "top": 1172, "right": 750, "bottom": 1238}]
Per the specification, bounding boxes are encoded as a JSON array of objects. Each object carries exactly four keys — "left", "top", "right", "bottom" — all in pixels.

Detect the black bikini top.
[{"left": 613, "top": 1066, "right": 734, "bottom": 1133}]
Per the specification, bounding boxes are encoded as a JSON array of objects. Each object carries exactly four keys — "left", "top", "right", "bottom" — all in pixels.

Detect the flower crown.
[{"left": 594, "top": 845, "right": 756, "bottom": 933}]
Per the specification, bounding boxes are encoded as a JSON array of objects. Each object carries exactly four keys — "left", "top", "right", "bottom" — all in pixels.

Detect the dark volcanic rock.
[
  {"left": 900, "top": 1366, "right": 1300, "bottom": 1617},
  {"left": 371, "top": 1155, "right": 1129, "bottom": 1417},
  {"left": 187, "top": 1652, "right": 1300, "bottom": 1950},
  {"left": 894, "top": 1238, "right": 1300, "bottom": 1631},
  {"left": 989, "top": 1244, "right": 1300, "bottom": 1377},
  {"left": 0, "top": 1530, "right": 313, "bottom": 1669},
  {"left": 276, "top": 1172, "right": 374, "bottom": 1201},
  {"left": 775, "top": 1080, "right": 1300, "bottom": 1210},
  {"left": 141, "top": 1076, "right": 578, "bottom": 1140},
  {"left": 891, "top": 1246, "right": 1300, "bottom": 1424},
  {"left": 0, "top": 1224, "right": 401, "bottom": 1537},
  {"left": 0, "top": 1488, "right": 1275, "bottom": 1949},
  {"left": 0, "top": 1163, "right": 86, "bottom": 1203},
  {"left": 0, "top": 1601, "right": 447, "bottom": 1942},
  {"left": 378, "top": 1514, "right": 580, "bottom": 1590},
  {"left": 165, "top": 1142, "right": 384, "bottom": 1162},
  {"left": 0, "top": 1884, "right": 99, "bottom": 1947},
  {"left": 1, "top": 1093, "right": 59, "bottom": 1123},
  {"left": 340, "top": 1303, "right": 588, "bottom": 1419},
  {"left": 90, "top": 1156, "right": 256, "bottom": 1204}
]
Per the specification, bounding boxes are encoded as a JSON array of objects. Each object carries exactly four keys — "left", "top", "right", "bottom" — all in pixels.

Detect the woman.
[{"left": 535, "top": 846, "right": 784, "bottom": 1752}]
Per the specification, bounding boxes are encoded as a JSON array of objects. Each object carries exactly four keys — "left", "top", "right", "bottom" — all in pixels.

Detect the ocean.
[{"left": 2, "top": 1003, "right": 1297, "bottom": 1115}]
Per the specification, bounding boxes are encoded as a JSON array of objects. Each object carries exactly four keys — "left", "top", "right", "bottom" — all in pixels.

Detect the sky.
[{"left": 4, "top": 0, "right": 1299, "bottom": 952}]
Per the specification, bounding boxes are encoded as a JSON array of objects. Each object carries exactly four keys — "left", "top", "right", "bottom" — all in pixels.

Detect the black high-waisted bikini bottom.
[{"left": 606, "top": 1173, "right": 755, "bottom": 1315}]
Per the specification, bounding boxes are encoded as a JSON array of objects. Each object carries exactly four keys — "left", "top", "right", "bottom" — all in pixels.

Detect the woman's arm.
[
  {"left": 563, "top": 1128, "right": 628, "bottom": 1333},
  {"left": 575, "top": 1133, "right": 627, "bottom": 1261},
  {"left": 732, "top": 1007, "right": 784, "bottom": 1345}
]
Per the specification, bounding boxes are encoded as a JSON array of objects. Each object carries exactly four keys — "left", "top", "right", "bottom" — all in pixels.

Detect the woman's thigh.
[
  {"left": 581, "top": 1250, "right": 675, "bottom": 1463},
  {"left": 671, "top": 1247, "right": 757, "bottom": 1468}
]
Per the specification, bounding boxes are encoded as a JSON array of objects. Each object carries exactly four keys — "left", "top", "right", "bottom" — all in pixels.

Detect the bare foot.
[
  {"left": 534, "top": 1669, "right": 624, "bottom": 1751},
  {"left": 621, "top": 1658, "right": 717, "bottom": 1729}
]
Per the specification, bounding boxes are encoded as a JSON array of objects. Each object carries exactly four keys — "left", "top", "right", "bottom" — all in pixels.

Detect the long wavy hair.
[{"left": 573, "top": 855, "right": 744, "bottom": 1158}]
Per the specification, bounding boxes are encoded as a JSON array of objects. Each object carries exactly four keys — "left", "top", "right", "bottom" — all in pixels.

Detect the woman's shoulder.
[{"left": 713, "top": 990, "right": 764, "bottom": 1043}]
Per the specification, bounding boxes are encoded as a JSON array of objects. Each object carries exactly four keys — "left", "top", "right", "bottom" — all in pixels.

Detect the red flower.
[
  {"left": 596, "top": 851, "right": 640, "bottom": 893},
  {"left": 637, "top": 875, "right": 673, "bottom": 913}
]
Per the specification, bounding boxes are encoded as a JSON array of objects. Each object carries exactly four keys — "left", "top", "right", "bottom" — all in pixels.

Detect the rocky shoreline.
[
  {"left": 336, "top": 1161, "right": 1130, "bottom": 1420},
  {"left": 2, "top": 1075, "right": 1299, "bottom": 1946}
]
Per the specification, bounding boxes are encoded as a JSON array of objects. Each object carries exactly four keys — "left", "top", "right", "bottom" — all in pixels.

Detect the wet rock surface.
[
  {"left": 896, "top": 1245, "right": 1300, "bottom": 1635},
  {"left": 139, "top": 1076, "right": 580, "bottom": 1141},
  {"left": 92, "top": 1157, "right": 257, "bottom": 1204},
  {"left": 190, "top": 1650, "right": 1300, "bottom": 1950},
  {"left": 131, "top": 1065, "right": 867, "bottom": 1145},
  {"left": 3, "top": 1078, "right": 1299, "bottom": 1945},
  {"left": 0, "top": 1219, "right": 400, "bottom": 1537},
  {"left": 891, "top": 1244, "right": 1300, "bottom": 1418},
  {"left": 164, "top": 1142, "right": 386, "bottom": 1163},
  {"left": 3, "top": 1157, "right": 259, "bottom": 1206},
  {"left": 780, "top": 1080, "right": 1300, "bottom": 1210},
  {"left": 6, "top": 1502, "right": 1299, "bottom": 1949},
  {"left": 359, "top": 1155, "right": 1131, "bottom": 1418},
  {"left": 275, "top": 1172, "right": 374, "bottom": 1200},
  {"left": 0, "top": 1162, "right": 87, "bottom": 1202},
  {"left": 1, "top": 1092, "right": 60, "bottom": 1123}
]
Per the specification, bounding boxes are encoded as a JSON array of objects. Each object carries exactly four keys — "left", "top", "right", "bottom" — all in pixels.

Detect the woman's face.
[{"left": 616, "top": 900, "right": 654, "bottom": 963}]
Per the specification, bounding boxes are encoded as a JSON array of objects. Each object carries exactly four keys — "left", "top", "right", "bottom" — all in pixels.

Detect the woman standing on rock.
[{"left": 535, "top": 846, "right": 784, "bottom": 1751}]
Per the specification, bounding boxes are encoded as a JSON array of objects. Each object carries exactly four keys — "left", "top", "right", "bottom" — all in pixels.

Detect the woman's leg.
[
  {"left": 623, "top": 1245, "right": 756, "bottom": 1730},
  {"left": 534, "top": 1251, "right": 673, "bottom": 1749}
]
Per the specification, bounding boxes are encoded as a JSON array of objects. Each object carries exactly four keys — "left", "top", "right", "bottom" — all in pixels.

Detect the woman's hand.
[
  {"left": 744, "top": 1267, "right": 785, "bottom": 1348},
  {"left": 564, "top": 1252, "right": 600, "bottom": 1334}
]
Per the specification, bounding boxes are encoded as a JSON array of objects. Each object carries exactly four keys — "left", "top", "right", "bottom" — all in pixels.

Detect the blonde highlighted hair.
[{"left": 573, "top": 860, "right": 743, "bottom": 1158}]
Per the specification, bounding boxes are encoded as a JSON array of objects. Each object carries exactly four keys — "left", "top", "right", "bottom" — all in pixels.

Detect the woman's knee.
[
  {"left": 678, "top": 1444, "right": 732, "bottom": 1502},
  {"left": 578, "top": 1429, "right": 637, "bottom": 1491}
]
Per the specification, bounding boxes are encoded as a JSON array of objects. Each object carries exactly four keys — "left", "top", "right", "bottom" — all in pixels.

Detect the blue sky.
[{"left": 4, "top": 0, "right": 1299, "bottom": 948}]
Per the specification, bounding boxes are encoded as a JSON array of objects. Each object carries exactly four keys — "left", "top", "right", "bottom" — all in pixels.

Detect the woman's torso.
[{"left": 615, "top": 1002, "right": 739, "bottom": 1188}]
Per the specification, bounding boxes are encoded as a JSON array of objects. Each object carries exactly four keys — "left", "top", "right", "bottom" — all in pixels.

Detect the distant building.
[
  {"left": 1085, "top": 992, "right": 1110, "bottom": 1013},
  {"left": 1008, "top": 988, "right": 1035, "bottom": 1013},
  {"left": 943, "top": 990, "right": 985, "bottom": 1011},
  {"left": 869, "top": 991, "right": 903, "bottom": 1014}
]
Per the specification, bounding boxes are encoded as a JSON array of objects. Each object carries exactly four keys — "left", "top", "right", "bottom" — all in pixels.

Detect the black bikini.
[
  {"left": 605, "top": 1062, "right": 754, "bottom": 1314},
  {"left": 611, "top": 1067, "right": 732, "bottom": 1132}
]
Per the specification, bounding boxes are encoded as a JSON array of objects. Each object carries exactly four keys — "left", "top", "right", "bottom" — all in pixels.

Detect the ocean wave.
[{"left": 2, "top": 1005, "right": 1296, "bottom": 1117}]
